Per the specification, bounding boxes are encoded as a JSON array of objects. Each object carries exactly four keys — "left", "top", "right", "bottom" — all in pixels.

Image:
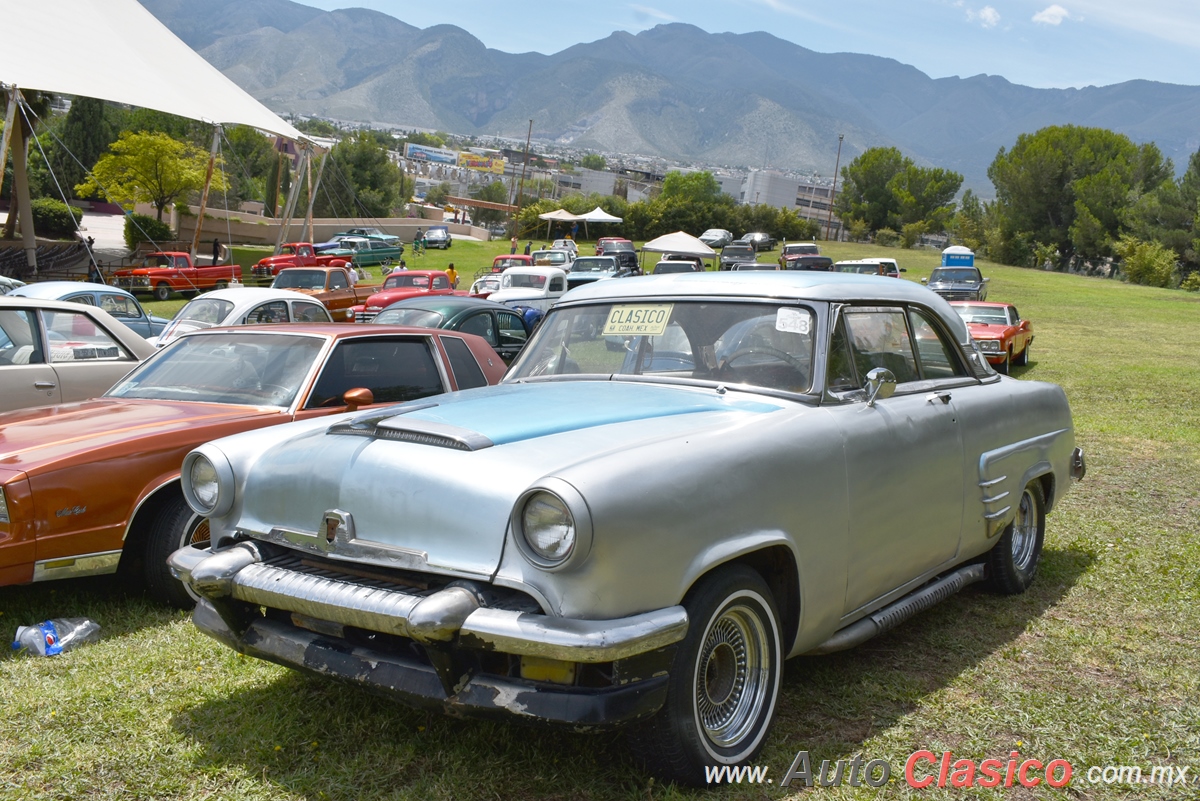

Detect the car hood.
[
  {"left": 0, "top": 399, "right": 281, "bottom": 473},
  {"left": 233, "top": 381, "right": 786, "bottom": 579}
]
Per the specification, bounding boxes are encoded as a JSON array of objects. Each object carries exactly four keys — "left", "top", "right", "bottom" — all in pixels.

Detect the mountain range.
[{"left": 142, "top": 0, "right": 1200, "bottom": 193}]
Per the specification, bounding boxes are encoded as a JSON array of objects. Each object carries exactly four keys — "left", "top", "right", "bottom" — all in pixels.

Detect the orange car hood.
[{"left": 0, "top": 399, "right": 283, "bottom": 473}]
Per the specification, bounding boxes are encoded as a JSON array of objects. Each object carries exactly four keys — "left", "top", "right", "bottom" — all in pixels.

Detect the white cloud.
[
  {"left": 629, "top": 4, "right": 676, "bottom": 22},
  {"left": 967, "top": 5, "right": 1001, "bottom": 27},
  {"left": 1033, "top": 4, "right": 1071, "bottom": 25}
]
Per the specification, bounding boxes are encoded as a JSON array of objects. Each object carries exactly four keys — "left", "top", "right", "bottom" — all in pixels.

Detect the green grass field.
[{"left": 4, "top": 241, "right": 1200, "bottom": 799}]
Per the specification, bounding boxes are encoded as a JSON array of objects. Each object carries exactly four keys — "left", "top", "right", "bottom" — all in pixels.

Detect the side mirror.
[
  {"left": 920, "top": 277, "right": 928, "bottom": 284},
  {"left": 864, "top": 367, "right": 896, "bottom": 407},
  {"left": 900, "top": 267, "right": 907, "bottom": 272},
  {"left": 343, "top": 387, "right": 375, "bottom": 412},
  {"left": 982, "top": 277, "right": 991, "bottom": 283}
]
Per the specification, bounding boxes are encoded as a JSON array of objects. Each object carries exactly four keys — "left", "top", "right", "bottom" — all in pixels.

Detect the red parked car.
[{"left": 950, "top": 301, "right": 1034, "bottom": 374}]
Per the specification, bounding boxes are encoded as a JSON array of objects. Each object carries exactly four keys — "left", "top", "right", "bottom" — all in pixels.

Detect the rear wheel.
[
  {"left": 154, "top": 283, "right": 171, "bottom": 301},
  {"left": 1014, "top": 341, "right": 1030, "bottom": 366},
  {"left": 627, "top": 565, "right": 782, "bottom": 785},
  {"left": 143, "top": 496, "right": 209, "bottom": 608},
  {"left": 987, "top": 481, "right": 1046, "bottom": 594}
]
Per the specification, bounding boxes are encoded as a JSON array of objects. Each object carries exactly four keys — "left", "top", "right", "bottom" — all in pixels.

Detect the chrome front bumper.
[{"left": 169, "top": 542, "right": 689, "bottom": 663}]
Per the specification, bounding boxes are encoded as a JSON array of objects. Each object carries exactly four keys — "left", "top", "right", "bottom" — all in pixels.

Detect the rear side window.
[
  {"left": 441, "top": 336, "right": 488, "bottom": 390},
  {"left": 305, "top": 338, "right": 444, "bottom": 408}
]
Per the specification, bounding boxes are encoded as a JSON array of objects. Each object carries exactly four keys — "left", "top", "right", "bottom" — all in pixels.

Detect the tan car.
[{"left": 0, "top": 296, "right": 156, "bottom": 412}]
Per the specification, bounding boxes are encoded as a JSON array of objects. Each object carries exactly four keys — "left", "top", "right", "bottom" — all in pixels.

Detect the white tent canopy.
[
  {"left": 577, "top": 206, "right": 623, "bottom": 223},
  {"left": 0, "top": 0, "right": 304, "bottom": 141},
  {"left": 641, "top": 231, "right": 717, "bottom": 259},
  {"left": 537, "top": 209, "right": 580, "bottom": 221}
]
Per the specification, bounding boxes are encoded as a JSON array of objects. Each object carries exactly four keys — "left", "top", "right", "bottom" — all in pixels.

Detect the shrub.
[
  {"left": 30, "top": 197, "right": 83, "bottom": 239},
  {"left": 123, "top": 213, "right": 173, "bottom": 250},
  {"left": 874, "top": 227, "right": 899, "bottom": 247},
  {"left": 847, "top": 220, "right": 871, "bottom": 243},
  {"left": 1181, "top": 272, "right": 1200, "bottom": 292},
  {"left": 900, "top": 221, "right": 927, "bottom": 249},
  {"left": 1114, "top": 236, "right": 1177, "bottom": 288}
]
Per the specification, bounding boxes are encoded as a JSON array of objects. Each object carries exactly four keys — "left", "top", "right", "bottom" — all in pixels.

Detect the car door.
[
  {"left": 494, "top": 310, "right": 529, "bottom": 364},
  {"left": 39, "top": 307, "right": 143, "bottom": 403},
  {"left": 0, "top": 307, "right": 61, "bottom": 410},
  {"left": 826, "top": 304, "right": 972, "bottom": 615}
]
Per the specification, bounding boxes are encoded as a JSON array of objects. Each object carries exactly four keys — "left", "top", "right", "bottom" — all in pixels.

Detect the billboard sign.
[
  {"left": 458, "top": 152, "right": 507, "bottom": 174},
  {"left": 405, "top": 143, "right": 458, "bottom": 165}
]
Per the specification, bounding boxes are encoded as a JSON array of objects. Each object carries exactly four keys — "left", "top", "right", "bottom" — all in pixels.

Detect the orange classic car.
[
  {"left": 949, "top": 301, "right": 1034, "bottom": 374},
  {"left": 0, "top": 323, "right": 507, "bottom": 606}
]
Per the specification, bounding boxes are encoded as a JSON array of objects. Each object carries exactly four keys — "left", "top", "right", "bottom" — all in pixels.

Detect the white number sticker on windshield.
[
  {"left": 776, "top": 308, "right": 811, "bottom": 335},
  {"left": 602, "top": 304, "right": 674, "bottom": 336}
]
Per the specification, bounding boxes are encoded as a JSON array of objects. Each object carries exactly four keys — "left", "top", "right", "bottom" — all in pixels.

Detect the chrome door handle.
[
  {"left": 926, "top": 391, "right": 951, "bottom": 405},
  {"left": 34, "top": 381, "right": 57, "bottom": 390}
]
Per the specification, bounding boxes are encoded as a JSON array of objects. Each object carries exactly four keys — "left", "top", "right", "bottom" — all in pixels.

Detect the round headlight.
[
  {"left": 521, "top": 491, "right": 575, "bottom": 563},
  {"left": 188, "top": 455, "right": 220, "bottom": 513}
]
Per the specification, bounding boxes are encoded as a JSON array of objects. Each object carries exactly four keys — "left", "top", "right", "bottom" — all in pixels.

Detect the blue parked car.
[{"left": 8, "top": 281, "right": 171, "bottom": 339}]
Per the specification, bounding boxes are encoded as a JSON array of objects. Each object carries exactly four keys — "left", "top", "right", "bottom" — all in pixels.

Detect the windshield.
[
  {"left": 508, "top": 301, "right": 816, "bottom": 394},
  {"left": 723, "top": 246, "right": 754, "bottom": 256},
  {"left": 954, "top": 305, "right": 1009, "bottom": 325},
  {"left": 108, "top": 332, "right": 324, "bottom": 406},
  {"left": 274, "top": 270, "right": 327, "bottom": 290},
  {"left": 784, "top": 244, "right": 819, "bottom": 256},
  {"left": 503, "top": 273, "right": 548, "bottom": 289},
  {"left": 383, "top": 274, "right": 430, "bottom": 289},
  {"left": 531, "top": 251, "right": 566, "bottom": 265},
  {"left": 157, "top": 297, "right": 235, "bottom": 342},
  {"left": 372, "top": 308, "right": 444, "bottom": 327},
  {"left": 931, "top": 268, "right": 981, "bottom": 283},
  {"left": 570, "top": 258, "right": 616, "bottom": 273}
]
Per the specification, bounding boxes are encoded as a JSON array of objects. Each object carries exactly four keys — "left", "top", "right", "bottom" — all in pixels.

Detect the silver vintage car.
[{"left": 169, "top": 272, "right": 1084, "bottom": 785}]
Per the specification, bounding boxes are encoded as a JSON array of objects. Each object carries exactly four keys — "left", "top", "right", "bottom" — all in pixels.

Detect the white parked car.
[
  {"left": 551, "top": 239, "right": 579, "bottom": 259},
  {"left": 153, "top": 287, "right": 332, "bottom": 347},
  {"left": 488, "top": 266, "right": 568, "bottom": 313}
]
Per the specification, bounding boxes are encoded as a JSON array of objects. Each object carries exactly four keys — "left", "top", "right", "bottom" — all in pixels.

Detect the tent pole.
[
  {"left": 274, "top": 145, "right": 309, "bottom": 253},
  {"left": 301, "top": 148, "right": 328, "bottom": 244},
  {"left": 189, "top": 124, "right": 222, "bottom": 263},
  {"left": 9, "top": 111, "right": 38, "bottom": 276}
]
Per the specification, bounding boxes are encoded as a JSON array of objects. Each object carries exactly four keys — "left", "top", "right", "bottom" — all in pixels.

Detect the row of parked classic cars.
[{"left": 0, "top": 244, "right": 1077, "bottom": 786}]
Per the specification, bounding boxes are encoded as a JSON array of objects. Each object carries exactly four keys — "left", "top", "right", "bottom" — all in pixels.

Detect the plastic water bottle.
[{"left": 11, "top": 618, "right": 101, "bottom": 656}]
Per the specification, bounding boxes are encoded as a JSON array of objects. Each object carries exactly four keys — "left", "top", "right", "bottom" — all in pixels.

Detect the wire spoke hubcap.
[{"left": 695, "top": 603, "right": 768, "bottom": 748}]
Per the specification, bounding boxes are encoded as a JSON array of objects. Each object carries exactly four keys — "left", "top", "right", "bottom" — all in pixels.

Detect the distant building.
[
  {"left": 555, "top": 167, "right": 616, "bottom": 197},
  {"left": 742, "top": 170, "right": 798, "bottom": 209}
]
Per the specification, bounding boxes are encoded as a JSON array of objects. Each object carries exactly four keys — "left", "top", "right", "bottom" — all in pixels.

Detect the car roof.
[
  {"left": 188, "top": 287, "right": 318, "bottom": 303},
  {"left": 560, "top": 272, "right": 971, "bottom": 343},
  {"left": 9, "top": 281, "right": 136, "bottom": 299},
  {"left": 380, "top": 296, "right": 514, "bottom": 314}
]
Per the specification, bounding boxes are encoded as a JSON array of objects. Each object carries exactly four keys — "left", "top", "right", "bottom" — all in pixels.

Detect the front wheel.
[
  {"left": 143, "top": 496, "right": 209, "bottom": 608},
  {"left": 154, "top": 283, "right": 171, "bottom": 301},
  {"left": 987, "top": 481, "right": 1046, "bottom": 594},
  {"left": 627, "top": 565, "right": 782, "bottom": 785}
]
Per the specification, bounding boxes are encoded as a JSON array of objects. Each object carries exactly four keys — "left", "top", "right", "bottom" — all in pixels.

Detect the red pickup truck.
[
  {"left": 112, "top": 252, "right": 241, "bottom": 301},
  {"left": 271, "top": 266, "right": 375, "bottom": 322},
  {"left": 252, "top": 243, "right": 348, "bottom": 283},
  {"left": 351, "top": 270, "right": 460, "bottom": 322}
]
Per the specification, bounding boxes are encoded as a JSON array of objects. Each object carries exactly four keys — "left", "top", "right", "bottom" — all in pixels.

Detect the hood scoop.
[{"left": 327, "top": 402, "right": 493, "bottom": 451}]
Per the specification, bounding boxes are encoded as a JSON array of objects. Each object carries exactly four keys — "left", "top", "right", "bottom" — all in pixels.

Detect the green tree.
[
  {"left": 887, "top": 164, "right": 961, "bottom": 230},
  {"left": 50, "top": 96, "right": 110, "bottom": 199},
  {"left": 424, "top": 182, "right": 451, "bottom": 208},
  {"left": 295, "top": 118, "right": 338, "bottom": 138},
  {"left": 221, "top": 125, "right": 276, "bottom": 209},
  {"left": 471, "top": 181, "right": 510, "bottom": 226},
  {"left": 660, "top": 171, "right": 724, "bottom": 204},
  {"left": 580, "top": 153, "right": 606, "bottom": 170},
  {"left": 952, "top": 189, "right": 987, "bottom": 252},
  {"left": 835, "top": 147, "right": 907, "bottom": 232},
  {"left": 312, "top": 132, "right": 403, "bottom": 218},
  {"left": 76, "top": 131, "right": 224, "bottom": 222},
  {"left": 1123, "top": 148, "right": 1200, "bottom": 280},
  {"left": 988, "top": 125, "right": 1172, "bottom": 267}
]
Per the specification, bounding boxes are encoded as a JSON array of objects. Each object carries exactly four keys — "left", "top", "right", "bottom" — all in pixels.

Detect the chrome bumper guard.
[
  {"left": 169, "top": 542, "right": 689, "bottom": 663},
  {"left": 1071, "top": 446, "right": 1087, "bottom": 481}
]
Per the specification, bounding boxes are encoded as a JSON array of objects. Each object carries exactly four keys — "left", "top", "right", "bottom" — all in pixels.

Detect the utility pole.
[
  {"left": 513, "top": 119, "right": 533, "bottom": 238},
  {"left": 826, "top": 133, "right": 844, "bottom": 241}
]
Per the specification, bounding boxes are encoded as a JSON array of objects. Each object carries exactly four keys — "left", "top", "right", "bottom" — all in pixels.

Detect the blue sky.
[{"left": 299, "top": 0, "right": 1196, "bottom": 89}]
